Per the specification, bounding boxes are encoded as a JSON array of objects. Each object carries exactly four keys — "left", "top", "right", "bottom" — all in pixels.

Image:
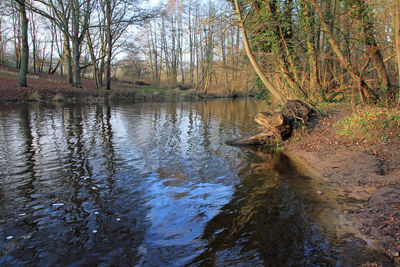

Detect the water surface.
[{"left": 0, "top": 99, "right": 392, "bottom": 266}]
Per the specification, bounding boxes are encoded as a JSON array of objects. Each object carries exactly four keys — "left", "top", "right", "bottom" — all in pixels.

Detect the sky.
[{"left": 149, "top": 0, "right": 164, "bottom": 6}]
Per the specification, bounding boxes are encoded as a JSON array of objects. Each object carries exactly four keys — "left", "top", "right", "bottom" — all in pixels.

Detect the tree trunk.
[
  {"left": 147, "top": 26, "right": 154, "bottom": 81},
  {"left": 178, "top": 12, "right": 184, "bottom": 86},
  {"left": 105, "top": 0, "right": 112, "bottom": 90},
  {"left": 72, "top": 37, "right": 81, "bottom": 88},
  {"left": 226, "top": 100, "right": 315, "bottom": 146},
  {"left": 40, "top": 46, "right": 46, "bottom": 72},
  {"left": 221, "top": 26, "right": 228, "bottom": 90},
  {"left": 354, "top": 0, "right": 393, "bottom": 100},
  {"left": 170, "top": 14, "right": 178, "bottom": 86},
  {"left": 395, "top": 0, "right": 400, "bottom": 94},
  {"left": 0, "top": 19, "right": 3, "bottom": 65},
  {"left": 48, "top": 19, "right": 55, "bottom": 74},
  {"left": 228, "top": 1, "right": 318, "bottom": 147},
  {"left": 280, "top": 0, "right": 302, "bottom": 91},
  {"left": 13, "top": 2, "right": 21, "bottom": 69},
  {"left": 234, "top": 0, "right": 286, "bottom": 104},
  {"left": 86, "top": 29, "right": 100, "bottom": 89},
  {"left": 30, "top": 9, "right": 36, "bottom": 74},
  {"left": 71, "top": 0, "right": 81, "bottom": 88},
  {"left": 253, "top": 0, "right": 306, "bottom": 99},
  {"left": 63, "top": 33, "right": 73, "bottom": 84},
  {"left": 18, "top": 0, "right": 28, "bottom": 87},
  {"left": 311, "top": 0, "right": 376, "bottom": 103},
  {"left": 188, "top": 1, "right": 194, "bottom": 85},
  {"left": 300, "top": 1, "right": 323, "bottom": 100},
  {"left": 50, "top": 59, "right": 61, "bottom": 75}
]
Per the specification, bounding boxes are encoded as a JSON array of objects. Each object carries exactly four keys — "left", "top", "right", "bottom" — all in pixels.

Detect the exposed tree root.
[{"left": 226, "top": 100, "right": 317, "bottom": 146}]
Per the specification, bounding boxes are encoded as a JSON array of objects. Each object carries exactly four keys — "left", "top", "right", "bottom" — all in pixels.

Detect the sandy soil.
[{"left": 286, "top": 108, "right": 400, "bottom": 264}]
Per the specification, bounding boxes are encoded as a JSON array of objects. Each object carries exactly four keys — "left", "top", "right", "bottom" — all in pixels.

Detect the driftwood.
[{"left": 226, "top": 100, "right": 316, "bottom": 146}]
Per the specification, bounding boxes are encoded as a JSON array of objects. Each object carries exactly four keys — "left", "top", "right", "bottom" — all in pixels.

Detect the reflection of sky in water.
[
  {"left": 109, "top": 103, "right": 244, "bottom": 264},
  {"left": 0, "top": 100, "right": 392, "bottom": 266}
]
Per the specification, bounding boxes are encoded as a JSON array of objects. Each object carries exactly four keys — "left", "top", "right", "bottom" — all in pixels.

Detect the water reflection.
[
  {"left": 190, "top": 151, "right": 392, "bottom": 266},
  {"left": 0, "top": 99, "right": 393, "bottom": 266}
]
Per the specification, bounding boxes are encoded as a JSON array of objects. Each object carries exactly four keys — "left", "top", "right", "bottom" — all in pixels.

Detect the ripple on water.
[{"left": 0, "top": 100, "right": 394, "bottom": 266}]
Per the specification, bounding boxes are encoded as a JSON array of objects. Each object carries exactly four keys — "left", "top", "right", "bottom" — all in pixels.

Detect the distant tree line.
[
  {"left": 0, "top": 0, "right": 400, "bottom": 105},
  {"left": 136, "top": 0, "right": 249, "bottom": 95}
]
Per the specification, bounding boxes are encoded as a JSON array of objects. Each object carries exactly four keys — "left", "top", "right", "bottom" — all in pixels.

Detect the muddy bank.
[{"left": 286, "top": 109, "right": 400, "bottom": 264}]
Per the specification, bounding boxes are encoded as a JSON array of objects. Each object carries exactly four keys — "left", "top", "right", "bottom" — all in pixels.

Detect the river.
[{"left": 0, "top": 99, "right": 393, "bottom": 266}]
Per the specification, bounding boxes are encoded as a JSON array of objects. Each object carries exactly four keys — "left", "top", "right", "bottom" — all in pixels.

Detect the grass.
[
  {"left": 110, "top": 83, "right": 177, "bottom": 95},
  {"left": 334, "top": 108, "right": 400, "bottom": 142},
  {"left": 137, "top": 85, "right": 167, "bottom": 93},
  {"left": 109, "top": 84, "right": 200, "bottom": 101},
  {"left": 27, "top": 90, "right": 40, "bottom": 102}
]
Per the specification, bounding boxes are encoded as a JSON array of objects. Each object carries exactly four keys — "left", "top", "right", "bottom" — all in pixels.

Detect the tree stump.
[{"left": 226, "top": 100, "right": 315, "bottom": 146}]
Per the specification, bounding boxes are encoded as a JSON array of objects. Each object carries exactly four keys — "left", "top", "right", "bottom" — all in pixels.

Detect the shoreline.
[
  {"left": 1, "top": 65, "right": 399, "bottom": 263},
  {"left": 286, "top": 108, "right": 400, "bottom": 264},
  {"left": 0, "top": 89, "right": 245, "bottom": 105},
  {"left": 0, "top": 67, "right": 252, "bottom": 104}
]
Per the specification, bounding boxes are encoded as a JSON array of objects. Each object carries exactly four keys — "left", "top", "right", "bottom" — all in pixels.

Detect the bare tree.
[
  {"left": 16, "top": 0, "right": 29, "bottom": 87},
  {"left": 30, "top": 0, "right": 74, "bottom": 84},
  {"left": 70, "top": 0, "right": 91, "bottom": 87},
  {"left": 234, "top": 0, "right": 286, "bottom": 103},
  {"left": 30, "top": 0, "right": 91, "bottom": 87}
]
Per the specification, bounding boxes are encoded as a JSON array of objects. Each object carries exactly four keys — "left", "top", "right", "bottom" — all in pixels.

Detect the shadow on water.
[{"left": 190, "top": 149, "right": 393, "bottom": 266}]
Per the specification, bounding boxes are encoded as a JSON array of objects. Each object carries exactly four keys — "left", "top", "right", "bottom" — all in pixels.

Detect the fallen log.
[
  {"left": 225, "top": 130, "right": 277, "bottom": 146},
  {"left": 226, "top": 100, "right": 316, "bottom": 146}
]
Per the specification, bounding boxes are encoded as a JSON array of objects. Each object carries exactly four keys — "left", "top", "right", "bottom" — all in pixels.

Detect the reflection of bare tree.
[
  {"left": 18, "top": 106, "right": 38, "bottom": 200},
  {"left": 199, "top": 101, "right": 212, "bottom": 153},
  {"left": 0, "top": 106, "right": 42, "bottom": 261},
  {"left": 63, "top": 106, "right": 91, "bottom": 253},
  {"left": 101, "top": 104, "right": 117, "bottom": 191}
]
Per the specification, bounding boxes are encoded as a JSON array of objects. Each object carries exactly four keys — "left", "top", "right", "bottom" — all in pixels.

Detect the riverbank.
[
  {"left": 286, "top": 106, "right": 400, "bottom": 265},
  {"left": 0, "top": 66, "right": 249, "bottom": 103},
  {"left": 1, "top": 67, "right": 398, "bottom": 263}
]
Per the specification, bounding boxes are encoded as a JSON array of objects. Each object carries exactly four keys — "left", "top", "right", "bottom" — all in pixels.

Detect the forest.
[
  {"left": 1, "top": 1, "right": 400, "bottom": 265},
  {"left": 0, "top": 0, "right": 399, "bottom": 105}
]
